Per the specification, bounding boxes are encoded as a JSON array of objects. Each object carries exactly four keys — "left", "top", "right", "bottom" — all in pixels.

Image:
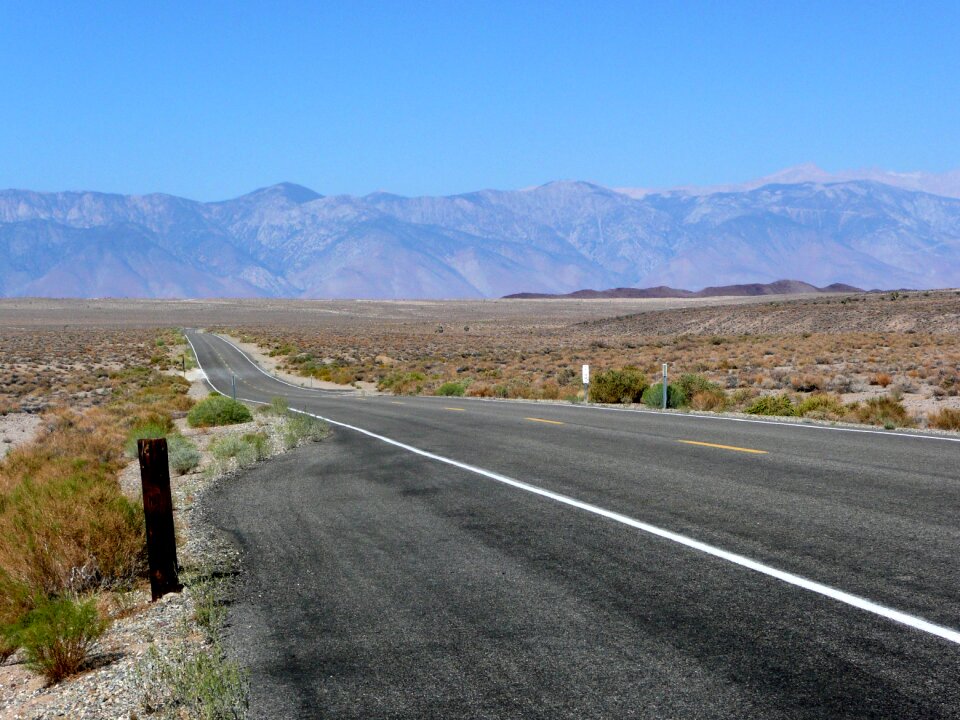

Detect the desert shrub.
[
  {"left": 641, "top": 383, "right": 687, "bottom": 409},
  {"left": 436, "top": 381, "right": 467, "bottom": 397},
  {"left": 690, "top": 388, "right": 729, "bottom": 411},
  {"left": 139, "top": 641, "right": 249, "bottom": 720},
  {"left": 378, "top": 371, "right": 426, "bottom": 395},
  {"left": 187, "top": 396, "right": 252, "bottom": 428},
  {"left": 745, "top": 394, "right": 797, "bottom": 416},
  {"left": 124, "top": 421, "right": 171, "bottom": 457},
  {"left": 796, "top": 393, "right": 848, "bottom": 420},
  {"left": 870, "top": 373, "right": 893, "bottom": 388},
  {"left": 729, "top": 388, "right": 759, "bottom": 409},
  {"left": 791, "top": 375, "right": 826, "bottom": 392},
  {"left": 9, "top": 596, "right": 108, "bottom": 683},
  {"left": 465, "top": 383, "right": 495, "bottom": 398},
  {"left": 590, "top": 367, "right": 648, "bottom": 404},
  {"left": 282, "top": 413, "right": 328, "bottom": 449},
  {"left": 928, "top": 407, "right": 960, "bottom": 431},
  {"left": 209, "top": 435, "right": 257, "bottom": 467},
  {"left": 269, "top": 397, "right": 289, "bottom": 416},
  {"left": 676, "top": 373, "right": 719, "bottom": 398},
  {"left": 168, "top": 435, "right": 201, "bottom": 475},
  {"left": 538, "top": 380, "right": 561, "bottom": 400},
  {"left": 851, "top": 396, "right": 912, "bottom": 427}
]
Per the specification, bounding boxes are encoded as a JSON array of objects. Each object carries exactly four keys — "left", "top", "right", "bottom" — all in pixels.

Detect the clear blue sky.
[{"left": 2, "top": 1, "right": 958, "bottom": 200}]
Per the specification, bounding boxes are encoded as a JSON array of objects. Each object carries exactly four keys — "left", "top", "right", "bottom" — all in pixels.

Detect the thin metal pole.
[
  {"left": 662, "top": 363, "right": 668, "bottom": 409},
  {"left": 232, "top": 374, "right": 237, "bottom": 400}
]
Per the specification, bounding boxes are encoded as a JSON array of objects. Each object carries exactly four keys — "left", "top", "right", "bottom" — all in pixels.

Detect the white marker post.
[
  {"left": 582, "top": 364, "right": 590, "bottom": 404},
  {"left": 661, "top": 363, "right": 668, "bottom": 409}
]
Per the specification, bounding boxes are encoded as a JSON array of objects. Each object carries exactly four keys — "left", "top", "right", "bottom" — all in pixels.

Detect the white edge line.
[
  {"left": 185, "top": 331, "right": 960, "bottom": 647},
  {"left": 204, "top": 330, "right": 960, "bottom": 445}
]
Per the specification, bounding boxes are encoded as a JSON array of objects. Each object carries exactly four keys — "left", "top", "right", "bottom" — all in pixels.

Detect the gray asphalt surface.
[{"left": 188, "top": 330, "right": 960, "bottom": 718}]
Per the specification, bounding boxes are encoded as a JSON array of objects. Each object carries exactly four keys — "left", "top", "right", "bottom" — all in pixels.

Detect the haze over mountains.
[{"left": 2, "top": 165, "right": 960, "bottom": 299}]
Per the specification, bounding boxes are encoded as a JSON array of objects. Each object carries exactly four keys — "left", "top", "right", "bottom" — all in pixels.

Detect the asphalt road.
[{"left": 187, "top": 330, "right": 960, "bottom": 719}]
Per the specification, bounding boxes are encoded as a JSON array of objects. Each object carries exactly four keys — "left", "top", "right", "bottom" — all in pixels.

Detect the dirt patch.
[{"left": 0, "top": 413, "right": 42, "bottom": 460}]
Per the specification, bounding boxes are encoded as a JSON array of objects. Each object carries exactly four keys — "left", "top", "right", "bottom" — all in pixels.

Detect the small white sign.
[{"left": 582, "top": 364, "right": 590, "bottom": 384}]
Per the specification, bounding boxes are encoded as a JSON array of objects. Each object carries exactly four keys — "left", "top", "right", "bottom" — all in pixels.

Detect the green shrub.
[
  {"left": 745, "top": 394, "right": 797, "bottom": 416},
  {"left": 435, "top": 381, "right": 467, "bottom": 397},
  {"left": 641, "top": 383, "right": 687, "bottom": 409},
  {"left": 168, "top": 435, "right": 201, "bottom": 475},
  {"left": 242, "top": 432, "right": 270, "bottom": 461},
  {"left": 852, "top": 396, "right": 912, "bottom": 427},
  {"left": 590, "top": 367, "right": 648, "bottom": 404},
  {"left": 187, "top": 396, "right": 252, "bottom": 428},
  {"left": 10, "top": 596, "right": 108, "bottom": 683},
  {"left": 796, "top": 393, "right": 847, "bottom": 420},
  {"left": 124, "top": 422, "right": 172, "bottom": 457},
  {"left": 269, "top": 397, "right": 289, "bottom": 416},
  {"left": 676, "top": 373, "right": 720, "bottom": 398},
  {"left": 209, "top": 435, "right": 257, "bottom": 467},
  {"left": 283, "top": 414, "right": 328, "bottom": 450}
]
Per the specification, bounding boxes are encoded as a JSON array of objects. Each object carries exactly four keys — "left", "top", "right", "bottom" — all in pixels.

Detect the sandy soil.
[
  {"left": 219, "top": 334, "right": 380, "bottom": 395},
  {"left": 0, "top": 413, "right": 42, "bottom": 460}
]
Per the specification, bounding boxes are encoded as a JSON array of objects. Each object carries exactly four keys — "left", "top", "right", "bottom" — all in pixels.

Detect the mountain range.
[{"left": 2, "top": 165, "right": 960, "bottom": 298}]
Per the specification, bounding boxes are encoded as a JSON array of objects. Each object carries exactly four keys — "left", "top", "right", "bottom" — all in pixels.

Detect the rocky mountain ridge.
[{"left": 2, "top": 175, "right": 960, "bottom": 298}]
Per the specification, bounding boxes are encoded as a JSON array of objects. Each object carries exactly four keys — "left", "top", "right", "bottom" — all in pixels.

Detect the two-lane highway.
[{"left": 188, "top": 330, "right": 960, "bottom": 718}]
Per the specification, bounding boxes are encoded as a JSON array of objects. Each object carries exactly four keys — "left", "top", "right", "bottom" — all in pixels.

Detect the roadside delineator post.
[
  {"left": 582, "top": 364, "right": 590, "bottom": 404},
  {"left": 137, "top": 438, "right": 183, "bottom": 601},
  {"left": 232, "top": 374, "right": 237, "bottom": 401},
  {"left": 662, "top": 363, "right": 668, "bottom": 410}
]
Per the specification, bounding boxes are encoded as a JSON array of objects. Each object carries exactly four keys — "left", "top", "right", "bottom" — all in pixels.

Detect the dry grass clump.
[
  {"left": 850, "top": 395, "right": 913, "bottom": 428},
  {"left": 795, "top": 393, "right": 848, "bottom": 420},
  {"left": 0, "top": 409, "right": 145, "bottom": 609},
  {"left": 690, "top": 388, "right": 729, "bottom": 411},
  {"left": 929, "top": 407, "right": 960, "bottom": 431}
]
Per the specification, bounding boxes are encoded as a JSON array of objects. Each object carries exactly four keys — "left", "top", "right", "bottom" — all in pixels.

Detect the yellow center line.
[
  {"left": 390, "top": 401, "right": 405, "bottom": 405},
  {"left": 444, "top": 407, "right": 467, "bottom": 412},
  {"left": 679, "top": 440, "right": 768, "bottom": 455},
  {"left": 526, "top": 417, "right": 565, "bottom": 425}
]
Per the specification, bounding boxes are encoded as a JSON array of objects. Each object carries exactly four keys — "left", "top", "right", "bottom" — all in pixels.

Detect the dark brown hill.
[{"left": 504, "top": 280, "right": 863, "bottom": 299}]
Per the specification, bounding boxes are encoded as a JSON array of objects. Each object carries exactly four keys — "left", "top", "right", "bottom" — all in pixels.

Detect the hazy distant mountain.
[
  {"left": 617, "top": 163, "right": 960, "bottom": 200},
  {"left": 2, "top": 173, "right": 960, "bottom": 298},
  {"left": 504, "top": 280, "right": 864, "bottom": 299}
]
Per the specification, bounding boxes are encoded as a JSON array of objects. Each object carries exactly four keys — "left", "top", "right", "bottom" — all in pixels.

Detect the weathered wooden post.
[{"left": 137, "top": 438, "right": 183, "bottom": 601}]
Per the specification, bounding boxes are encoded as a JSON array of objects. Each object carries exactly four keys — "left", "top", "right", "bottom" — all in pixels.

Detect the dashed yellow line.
[
  {"left": 679, "top": 440, "right": 768, "bottom": 455},
  {"left": 444, "top": 407, "right": 467, "bottom": 412},
  {"left": 526, "top": 417, "right": 564, "bottom": 425}
]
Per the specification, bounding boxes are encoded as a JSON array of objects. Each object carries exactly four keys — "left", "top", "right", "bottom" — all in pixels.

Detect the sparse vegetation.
[
  {"left": 7, "top": 596, "right": 108, "bottom": 683},
  {"left": 138, "top": 568, "right": 248, "bottom": 719}
]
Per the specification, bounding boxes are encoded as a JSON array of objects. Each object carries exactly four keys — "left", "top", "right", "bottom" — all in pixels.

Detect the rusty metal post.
[{"left": 137, "top": 438, "right": 183, "bottom": 600}]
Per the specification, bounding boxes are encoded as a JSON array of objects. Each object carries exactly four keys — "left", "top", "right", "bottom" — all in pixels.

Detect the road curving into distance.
[{"left": 186, "top": 329, "right": 960, "bottom": 719}]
